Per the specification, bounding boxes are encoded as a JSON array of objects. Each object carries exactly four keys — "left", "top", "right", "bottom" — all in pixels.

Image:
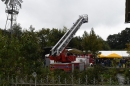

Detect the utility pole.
[
  {"left": 10, "top": 4, "right": 13, "bottom": 31},
  {"left": 10, "top": 4, "right": 13, "bottom": 37}
]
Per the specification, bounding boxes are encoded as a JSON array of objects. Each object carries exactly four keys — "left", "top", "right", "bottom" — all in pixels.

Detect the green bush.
[{"left": 124, "top": 68, "right": 130, "bottom": 78}]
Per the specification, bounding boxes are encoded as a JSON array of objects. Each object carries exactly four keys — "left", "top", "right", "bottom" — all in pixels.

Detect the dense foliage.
[
  {"left": 107, "top": 28, "right": 130, "bottom": 50},
  {"left": 1, "top": 65, "right": 127, "bottom": 85},
  {"left": 1, "top": 23, "right": 130, "bottom": 76},
  {"left": 82, "top": 28, "right": 110, "bottom": 58},
  {"left": 0, "top": 24, "right": 109, "bottom": 76}
]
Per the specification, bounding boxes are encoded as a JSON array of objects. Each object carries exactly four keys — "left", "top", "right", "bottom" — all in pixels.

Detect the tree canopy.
[
  {"left": 0, "top": 23, "right": 110, "bottom": 76},
  {"left": 107, "top": 28, "right": 130, "bottom": 50},
  {"left": 81, "top": 28, "right": 109, "bottom": 56}
]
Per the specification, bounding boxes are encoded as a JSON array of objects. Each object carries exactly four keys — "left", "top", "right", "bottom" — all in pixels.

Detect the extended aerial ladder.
[{"left": 50, "top": 14, "right": 88, "bottom": 63}]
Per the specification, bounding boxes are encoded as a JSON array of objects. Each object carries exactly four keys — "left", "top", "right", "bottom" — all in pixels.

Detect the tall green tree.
[
  {"left": 82, "top": 28, "right": 103, "bottom": 55},
  {"left": 48, "top": 28, "right": 66, "bottom": 46},
  {"left": 38, "top": 28, "right": 50, "bottom": 47},
  {"left": 20, "top": 30, "right": 42, "bottom": 74},
  {"left": 0, "top": 30, "right": 22, "bottom": 76},
  {"left": 38, "top": 27, "right": 66, "bottom": 47}
]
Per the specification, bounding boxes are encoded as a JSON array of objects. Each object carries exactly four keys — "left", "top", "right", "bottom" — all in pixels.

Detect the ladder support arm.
[{"left": 51, "top": 14, "right": 88, "bottom": 56}]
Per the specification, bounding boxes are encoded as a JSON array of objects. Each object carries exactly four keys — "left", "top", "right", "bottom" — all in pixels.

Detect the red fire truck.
[{"left": 47, "top": 14, "right": 88, "bottom": 72}]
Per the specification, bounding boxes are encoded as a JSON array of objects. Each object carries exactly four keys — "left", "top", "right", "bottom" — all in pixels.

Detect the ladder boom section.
[
  {"left": 51, "top": 14, "right": 88, "bottom": 56},
  {"left": 51, "top": 17, "right": 82, "bottom": 55}
]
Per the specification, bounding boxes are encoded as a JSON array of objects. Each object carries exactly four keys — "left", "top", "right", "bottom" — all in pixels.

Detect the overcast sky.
[{"left": 0, "top": 0, "right": 130, "bottom": 40}]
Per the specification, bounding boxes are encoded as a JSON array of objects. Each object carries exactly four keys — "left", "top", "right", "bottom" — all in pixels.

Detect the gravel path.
[{"left": 117, "top": 74, "right": 125, "bottom": 85}]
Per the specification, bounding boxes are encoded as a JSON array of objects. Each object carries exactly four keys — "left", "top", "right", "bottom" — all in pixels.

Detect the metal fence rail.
[{"left": 0, "top": 74, "right": 130, "bottom": 86}]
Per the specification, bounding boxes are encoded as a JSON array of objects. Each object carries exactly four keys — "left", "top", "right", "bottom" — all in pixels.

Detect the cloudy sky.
[{"left": 0, "top": 0, "right": 129, "bottom": 40}]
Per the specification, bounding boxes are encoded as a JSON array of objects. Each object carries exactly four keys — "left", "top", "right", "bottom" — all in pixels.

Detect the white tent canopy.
[{"left": 99, "top": 51, "right": 130, "bottom": 58}]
